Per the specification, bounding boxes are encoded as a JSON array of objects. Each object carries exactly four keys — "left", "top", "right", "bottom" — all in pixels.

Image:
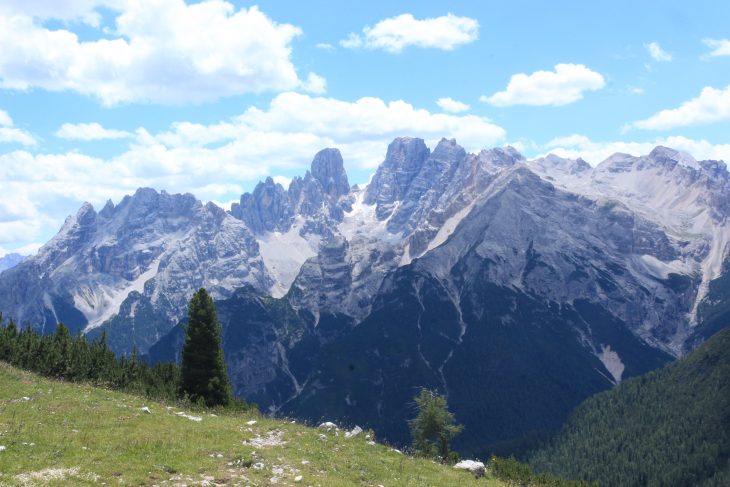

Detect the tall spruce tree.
[
  {"left": 178, "top": 288, "right": 231, "bottom": 407},
  {"left": 409, "top": 388, "right": 463, "bottom": 463}
]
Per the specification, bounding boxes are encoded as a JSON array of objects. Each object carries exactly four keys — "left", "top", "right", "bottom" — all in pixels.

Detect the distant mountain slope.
[
  {"left": 0, "top": 189, "right": 270, "bottom": 347},
  {"left": 693, "top": 258, "right": 730, "bottom": 345},
  {"left": 0, "top": 253, "right": 24, "bottom": 273},
  {"left": 528, "top": 327, "right": 730, "bottom": 487},
  {"left": 2, "top": 140, "right": 728, "bottom": 358}
]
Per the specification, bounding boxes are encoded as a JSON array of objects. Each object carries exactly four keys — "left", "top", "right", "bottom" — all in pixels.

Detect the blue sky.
[{"left": 0, "top": 0, "right": 729, "bottom": 255}]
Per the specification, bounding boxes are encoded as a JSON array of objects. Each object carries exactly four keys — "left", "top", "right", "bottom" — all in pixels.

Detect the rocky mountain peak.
[
  {"left": 592, "top": 152, "right": 637, "bottom": 174},
  {"left": 230, "top": 177, "right": 291, "bottom": 233},
  {"left": 533, "top": 153, "right": 591, "bottom": 177},
  {"left": 431, "top": 137, "right": 466, "bottom": 162},
  {"left": 363, "top": 137, "right": 431, "bottom": 218},
  {"left": 99, "top": 199, "right": 115, "bottom": 218},
  {"left": 480, "top": 145, "right": 524, "bottom": 164},
  {"left": 698, "top": 159, "right": 730, "bottom": 180},
  {"left": 384, "top": 136, "right": 430, "bottom": 165},
  {"left": 310, "top": 148, "right": 350, "bottom": 198},
  {"left": 75, "top": 201, "right": 98, "bottom": 224},
  {"left": 647, "top": 146, "right": 699, "bottom": 170}
]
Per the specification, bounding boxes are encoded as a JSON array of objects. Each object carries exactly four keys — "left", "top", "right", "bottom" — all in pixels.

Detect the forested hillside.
[{"left": 529, "top": 327, "right": 730, "bottom": 486}]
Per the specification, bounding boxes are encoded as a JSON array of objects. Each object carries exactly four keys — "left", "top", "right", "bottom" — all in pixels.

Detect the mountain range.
[
  {"left": 0, "top": 253, "right": 24, "bottom": 273},
  {"left": 1, "top": 137, "right": 729, "bottom": 453}
]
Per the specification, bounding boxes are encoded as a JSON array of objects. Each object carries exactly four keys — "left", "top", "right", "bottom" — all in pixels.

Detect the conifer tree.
[
  {"left": 409, "top": 388, "right": 463, "bottom": 463},
  {"left": 178, "top": 288, "right": 231, "bottom": 406}
]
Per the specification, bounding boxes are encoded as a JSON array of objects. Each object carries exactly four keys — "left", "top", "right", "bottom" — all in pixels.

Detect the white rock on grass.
[
  {"left": 246, "top": 420, "right": 257, "bottom": 425},
  {"left": 454, "top": 460, "right": 485, "bottom": 478},
  {"left": 318, "top": 421, "right": 337, "bottom": 430},
  {"left": 242, "top": 430, "right": 287, "bottom": 448},
  {"left": 140, "top": 407, "right": 152, "bottom": 414},
  {"left": 345, "top": 426, "right": 363, "bottom": 438},
  {"left": 0, "top": 445, "right": 6, "bottom": 452},
  {"left": 175, "top": 411, "right": 202, "bottom": 422}
]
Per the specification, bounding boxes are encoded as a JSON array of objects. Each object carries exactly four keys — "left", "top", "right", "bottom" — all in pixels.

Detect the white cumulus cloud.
[
  {"left": 0, "top": 1, "right": 316, "bottom": 105},
  {"left": 340, "top": 13, "right": 478, "bottom": 53},
  {"left": 233, "top": 92, "right": 504, "bottom": 156},
  {"left": 436, "top": 97, "right": 470, "bottom": 113},
  {"left": 301, "top": 73, "right": 327, "bottom": 94},
  {"left": 56, "top": 122, "right": 131, "bottom": 140},
  {"left": 703, "top": 38, "right": 730, "bottom": 58},
  {"left": 0, "top": 109, "right": 36, "bottom": 145},
  {"left": 645, "top": 41, "right": 672, "bottom": 62},
  {"left": 482, "top": 64, "right": 605, "bottom": 107},
  {"left": 0, "top": 0, "right": 121, "bottom": 26},
  {"left": 631, "top": 85, "right": 730, "bottom": 130}
]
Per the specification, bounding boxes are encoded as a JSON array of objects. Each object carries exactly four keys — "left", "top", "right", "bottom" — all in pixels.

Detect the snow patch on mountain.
[
  {"left": 597, "top": 344, "right": 625, "bottom": 383},
  {"left": 77, "top": 255, "right": 163, "bottom": 330},
  {"left": 257, "top": 218, "right": 319, "bottom": 298},
  {"left": 339, "top": 188, "right": 401, "bottom": 245},
  {"left": 41, "top": 293, "right": 59, "bottom": 332},
  {"left": 426, "top": 200, "right": 477, "bottom": 254},
  {"left": 634, "top": 255, "right": 696, "bottom": 280}
]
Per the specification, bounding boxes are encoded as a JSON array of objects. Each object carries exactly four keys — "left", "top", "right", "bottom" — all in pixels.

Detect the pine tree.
[
  {"left": 178, "top": 288, "right": 231, "bottom": 407},
  {"left": 409, "top": 388, "right": 463, "bottom": 463}
]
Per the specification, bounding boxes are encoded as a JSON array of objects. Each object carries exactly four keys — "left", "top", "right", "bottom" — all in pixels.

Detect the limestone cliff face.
[{"left": 2, "top": 139, "right": 728, "bottom": 363}]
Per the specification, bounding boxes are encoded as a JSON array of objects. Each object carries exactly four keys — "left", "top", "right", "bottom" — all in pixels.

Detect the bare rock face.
[
  {"left": 2, "top": 138, "right": 729, "bottom": 365},
  {"left": 231, "top": 148, "right": 351, "bottom": 234},
  {"left": 310, "top": 148, "right": 350, "bottom": 199},
  {"left": 231, "top": 177, "right": 292, "bottom": 233},
  {"left": 364, "top": 137, "right": 431, "bottom": 219},
  {"left": 0, "top": 188, "right": 270, "bottom": 350}
]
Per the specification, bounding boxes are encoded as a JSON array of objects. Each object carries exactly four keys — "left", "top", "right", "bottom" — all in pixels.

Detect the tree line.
[
  {"left": 0, "top": 315, "right": 180, "bottom": 401},
  {"left": 0, "top": 288, "right": 246, "bottom": 411}
]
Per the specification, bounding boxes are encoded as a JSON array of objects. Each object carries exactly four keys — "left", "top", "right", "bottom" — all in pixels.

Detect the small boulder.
[
  {"left": 318, "top": 421, "right": 337, "bottom": 430},
  {"left": 454, "top": 460, "right": 485, "bottom": 478},
  {"left": 140, "top": 406, "right": 152, "bottom": 414},
  {"left": 345, "top": 426, "right": 363, "bottom": 438}
]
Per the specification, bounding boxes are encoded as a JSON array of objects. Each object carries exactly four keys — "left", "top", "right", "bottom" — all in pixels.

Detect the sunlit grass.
[{"left": 0, "top": 362, "right": 502, "bottom": 486}]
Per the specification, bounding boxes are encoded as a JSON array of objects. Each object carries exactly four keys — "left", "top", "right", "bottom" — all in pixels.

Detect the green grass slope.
[
  {"left": 0, "top": 362, "right": 504, "bottom": 487},
  {"left": 529, "top": 327, "right": 730, "bottom": 487}
]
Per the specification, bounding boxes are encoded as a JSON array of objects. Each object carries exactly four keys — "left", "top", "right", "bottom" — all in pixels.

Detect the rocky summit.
[{"left": 2, "top": 137, "right": 729, "bottom": 453}]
